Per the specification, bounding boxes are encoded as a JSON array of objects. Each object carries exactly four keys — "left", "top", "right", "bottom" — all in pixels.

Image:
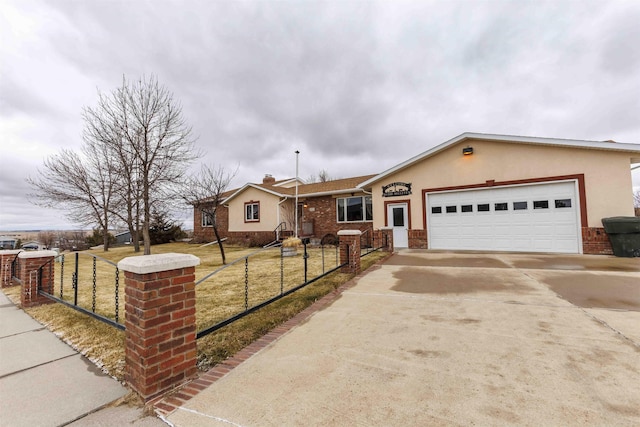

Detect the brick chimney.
[{"left": 263, "top": 174, "right": 276, "bottom": 185}]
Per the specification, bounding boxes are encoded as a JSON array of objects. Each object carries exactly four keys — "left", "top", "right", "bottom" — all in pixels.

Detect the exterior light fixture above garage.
[{"left": 462, "top": 146, "right": 473, "bottom": 155}]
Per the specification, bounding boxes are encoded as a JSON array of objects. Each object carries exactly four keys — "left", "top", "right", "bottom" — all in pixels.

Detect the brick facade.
[
  {"left": 408, "top": 229, "right": 428, "bottom": 249},
  {"left": 119, "top": 253, "right": 200, "bottom": 401},
  {"left": 193, "top": 194, "right": 374, "bottom": 247},
  {"left": 581, "top": 227, "right": 614, "bottom": 255},
  {"left": 403, "top": 227, "right": 613, "bottom": 254},
  {"left": 225, "top": 231, "right": 275, "bottom": 247},
  {"left": 302, "top": 195, "right": 372, "bottom": 240},
  {"left": 193, "top": 205, "right": 229, "bottom": 243}
]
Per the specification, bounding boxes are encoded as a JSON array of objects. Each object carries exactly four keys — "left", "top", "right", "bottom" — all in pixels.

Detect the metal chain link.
[
  {"left": 244, "top": 257, "right": 249, "bottom": 311},
  {"left": 60, "top": 254, "right": 64, "bottom": 298},
  {"left": 114, "top": 267, "right": 119, "bottom": 323},
  {"left": 92, "top": 257, "right": 97, "bottom": 313}
]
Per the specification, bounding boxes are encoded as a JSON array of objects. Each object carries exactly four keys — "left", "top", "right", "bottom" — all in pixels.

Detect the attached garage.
[
  {"left": 426, "top": 180, "right": 581, "bottom": 253},
  {"left": 359, "top": 132, "right": 640, "bottom": 255}
]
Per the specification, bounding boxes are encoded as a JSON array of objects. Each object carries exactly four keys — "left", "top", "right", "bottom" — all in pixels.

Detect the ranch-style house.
[{"left": 193, "top": 132, "right": 640, "bottom": 255}]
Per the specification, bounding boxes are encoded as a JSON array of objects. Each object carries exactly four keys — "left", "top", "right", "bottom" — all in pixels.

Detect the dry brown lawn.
[{"left": 4, "top": 242, "right": 388, "bottom": 379}]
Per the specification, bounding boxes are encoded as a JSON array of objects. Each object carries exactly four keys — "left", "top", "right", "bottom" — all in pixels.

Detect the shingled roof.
[
  {"left": 253, "top": 174, "right": 376, "bottom": 196},
  {"left": 220, "top": 174, "right": 376, "bottom": 204}
]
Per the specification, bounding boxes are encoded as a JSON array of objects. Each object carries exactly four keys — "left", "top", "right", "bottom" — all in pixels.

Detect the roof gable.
[
  {"left": 359, "top": 132, "right": 640, "bottom": 188},
  {"left": 272, "top": 178, "right": 305, "bottom": 188},
  {"left": 222, "top": 183, "right": 286, "bottom": 204}
]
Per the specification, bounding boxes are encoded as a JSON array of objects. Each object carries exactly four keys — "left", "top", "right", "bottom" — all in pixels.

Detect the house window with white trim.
[
  {"left": 336, "top": 196, "right": 373, "bottom": 222},
  {"left": 201, "top": 211, "right": 214, "bottom": 227},
  {"left": 245, "top": 202, "right": 260, "bottom": 222}
]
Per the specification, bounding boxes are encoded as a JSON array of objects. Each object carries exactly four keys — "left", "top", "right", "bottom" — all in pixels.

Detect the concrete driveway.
[{"left": 166, "top": 250, "right": 640, "bottom": 426}]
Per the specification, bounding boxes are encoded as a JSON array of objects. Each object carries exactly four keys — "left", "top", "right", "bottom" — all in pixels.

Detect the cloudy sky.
[{"left": 1, "top": 0, "right": 639, "bottom": 231}]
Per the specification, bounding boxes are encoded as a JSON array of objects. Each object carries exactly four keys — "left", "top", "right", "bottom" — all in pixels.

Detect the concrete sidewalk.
[
  {"left": 163, "top": 251, "right": 640, "bottom": 426},
  {"left": 0, "top": 289, "right": 163, "bottom": 427}
]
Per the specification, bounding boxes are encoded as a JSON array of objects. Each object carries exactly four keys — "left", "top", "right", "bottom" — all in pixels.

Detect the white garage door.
[{"left": 426, "top": 181, "right": 581, "bottom": 253}]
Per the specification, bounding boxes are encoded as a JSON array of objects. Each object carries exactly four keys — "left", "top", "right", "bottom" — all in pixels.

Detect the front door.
[{"left": 387, "top": 203, "right": 409, "bottom": 248}]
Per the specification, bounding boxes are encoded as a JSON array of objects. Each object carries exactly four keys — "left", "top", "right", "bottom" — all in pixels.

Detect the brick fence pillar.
[
  {"left": 118, "top": 253, "right": 200, "bottom": 401},
  {"left": 19, "top": 250, "right": 57, "bottom": 307},
  {"left": 0, "top": 250, "right": 21, "bottom": 288},
  {"left": 379, "top": 227, "right": 394, "bottom": 252},
  {"left": 338, "top": 230, "right": 362, "bottom": 274}
]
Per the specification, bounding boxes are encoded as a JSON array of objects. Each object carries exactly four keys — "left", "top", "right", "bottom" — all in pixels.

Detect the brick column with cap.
[
  {"left": 378, "top": 227, "right": 394, "bottom": 252},
  {"left": 0, "top": 250, "right": 21, "bottom": 288},
  {"left": 118, "top": 253, "right": 200, "bottom": 401},
  {"left": 18, "top": 250, "right": 57, "bottom": 307},
  {"left": 338, "top": 230, "right": 362, "bottom": 274}
]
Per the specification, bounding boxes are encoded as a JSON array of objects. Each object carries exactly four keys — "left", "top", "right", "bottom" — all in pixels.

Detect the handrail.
[{"left": 273, "top": 221, "right": 287, "bottom": 241}]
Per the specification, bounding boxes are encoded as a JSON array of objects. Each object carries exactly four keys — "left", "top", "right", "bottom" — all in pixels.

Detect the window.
[
  {"left": 337, "top": 196, "right": 373, "bottom": 222},
  {"left": 555, "top": 199, "right": 572, "bottom": 208},
  {"left": 392, "top": 207, "right": 405, "bottom": 227},
  {"left": 533, "top": 200, "right": 549, "bottom": 209},
  {"left": 495, "top": 203, "right": 508, "bottom": 211},
  {"left": 513, "top": 201, "right": 528, "bottom": 211},
  {"left": 446, "top": 205, "right": 457, "bottom": 213},
  {"left": 477, "top": 203, "right": 490, "bottom": 212},
  {"left": 245, "top": 202, "right": 260, "bottom": 222},
  {"left": 461, "top": 205, "right": 473, "bottom": 213},
  {"left": 431, "top": 206, "right": 442, "bottom": 214},
  {"left": 201, "top": 211, "right": 214, "bottom": 227}
]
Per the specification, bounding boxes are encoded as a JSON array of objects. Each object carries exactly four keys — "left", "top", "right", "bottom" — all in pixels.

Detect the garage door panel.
[
  {"left": 427, "top": 181, "right": 580, "bottom": 254},
  {"left": 555, "top": 240, "right": 579, "bottom": 252},
  {"left": 512, "top": 239, "right": 534, "bottom": 251}
]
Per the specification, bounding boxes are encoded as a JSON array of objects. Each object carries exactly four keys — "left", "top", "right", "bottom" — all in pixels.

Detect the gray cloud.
[
  {"left": 1, "top": 0, "right": 639, "bottom": 230},
  {"left": 599, "top": 5, "right": 640, "bottom": 76}
]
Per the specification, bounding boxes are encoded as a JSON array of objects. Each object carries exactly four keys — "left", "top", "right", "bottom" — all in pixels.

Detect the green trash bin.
[{"left": 601, "top": 217, "right": 640, "bottom": 257}]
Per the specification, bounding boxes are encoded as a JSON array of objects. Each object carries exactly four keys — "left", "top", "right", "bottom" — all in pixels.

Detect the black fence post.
[{"left": 303, "top": 239, "right": 309, "bottom": 283}]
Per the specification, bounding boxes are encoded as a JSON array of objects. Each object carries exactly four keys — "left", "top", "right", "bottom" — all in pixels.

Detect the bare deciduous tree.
[
  {"left": 37, "top": 231, "right": 56, "bottom": 249},
  {"left": 306, "top": 169, "right": 332, "bottom": 183},
  {"left": 83, "top": 75, "right": 200, "bottom": 254},
  {"left": 29, "top": 75, "right": 198, "bottom": 254},
  {"left": 318, "top": 169, "right": 332, "bottom": 182},
  {"left": 28, "top": 143, "right": 117, "bottom": 251},
  {"left": 83, "top": 89, "right": 142, "bottom": 252},
  {"left": 181, "top": 164, "right": 237, "bottom": 264}
]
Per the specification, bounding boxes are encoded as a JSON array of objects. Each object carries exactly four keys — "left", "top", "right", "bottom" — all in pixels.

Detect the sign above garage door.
[{"left": 426, "top": 181, "right": 581, "bottom": 254}]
